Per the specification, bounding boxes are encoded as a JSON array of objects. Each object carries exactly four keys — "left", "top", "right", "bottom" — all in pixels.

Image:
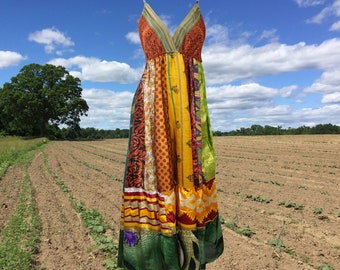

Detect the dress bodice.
[{"left": 138, "top": 3, "right": 206, "bottom": 61}]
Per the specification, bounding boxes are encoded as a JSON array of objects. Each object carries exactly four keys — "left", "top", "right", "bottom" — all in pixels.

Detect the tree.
[{"left": 0, "top": 63, "right": 88, "bottom": 137}]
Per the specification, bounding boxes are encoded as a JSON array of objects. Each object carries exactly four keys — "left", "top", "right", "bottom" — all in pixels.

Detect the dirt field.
[{"left": 1, "top": 135, "right": 339, "bottom": 269}]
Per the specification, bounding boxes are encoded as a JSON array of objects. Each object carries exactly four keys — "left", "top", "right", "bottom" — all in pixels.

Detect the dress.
[{"left": 118, "top": 1, "right": 224, "bottom": 269}]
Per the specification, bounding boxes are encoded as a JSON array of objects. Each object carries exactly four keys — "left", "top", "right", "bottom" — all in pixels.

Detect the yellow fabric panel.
[{"left": 166, "top": 52, "right": 194, "bottom": 189}]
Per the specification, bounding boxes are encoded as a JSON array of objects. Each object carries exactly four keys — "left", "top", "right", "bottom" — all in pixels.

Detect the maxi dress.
[{"left": 118, "top": 2, "right": 224, "bottom": 269}]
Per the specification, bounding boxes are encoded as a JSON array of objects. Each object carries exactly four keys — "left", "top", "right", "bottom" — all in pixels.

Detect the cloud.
[
  {"left": 305, "top": 0, "right": 340, "bottom": 24},
  {"left": 206, "top": 24, "right": 229, "bottom": 44},
  {"left": 0, "top": 51, "right": 26, "bottom": 68},
  {"left": 28, "top": 27, "right": 74, "bottom": 54},
  {"left": 330, "top": 20, "right": 340, "bottom": 30},
  {"left": 322, "top": 92, "right": 340, "bottom": 103},
  {"left": 304, "top": 69, "right": 340, "bottom": 95},
  {"left": 48, "top": 56, "right": 142, "bottom": 84},
  {"left": 80, "top": 88, "right": 134, "bottom": 129},
  {"left": 202, "top": 38, "right": 340, "bottom": 84},
  {"left": 294, "top": 0, "right": 325, "bottom": 7},
  {"left": 126, "top": 32, "right": 140, "bottom": 44},
  {"left": 210, "top": 103, "right": 340, "bottom": 131}
]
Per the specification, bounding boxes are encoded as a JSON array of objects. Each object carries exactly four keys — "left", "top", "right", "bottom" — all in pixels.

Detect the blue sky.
[{"left": 1, "top": 0, "right": 340, "bottom": 131}]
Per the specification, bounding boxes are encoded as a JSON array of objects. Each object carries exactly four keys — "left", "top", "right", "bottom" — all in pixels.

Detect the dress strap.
[{"left": 143, "top": 0, "right": 146, "bottom": 3}]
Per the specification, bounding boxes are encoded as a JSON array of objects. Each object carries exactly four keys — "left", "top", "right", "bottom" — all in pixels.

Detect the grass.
[
  {"left": 0, "top": 136, "right": 47, "bottom": 179},
  {"left": 0, "top": 143, "right": 44, "bottom": 270}
]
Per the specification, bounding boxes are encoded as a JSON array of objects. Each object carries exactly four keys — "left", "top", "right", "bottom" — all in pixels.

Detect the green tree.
[{"left": 0, "top": 63, "right": 88, "bottom": 137}]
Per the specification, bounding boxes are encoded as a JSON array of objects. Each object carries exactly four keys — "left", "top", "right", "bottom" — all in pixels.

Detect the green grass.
[
  {"left": 0, "top": 136, "right": 47, "bottom": 179},
  {"left": 0, "top": 145, "right": 44, "bottom": 270}
]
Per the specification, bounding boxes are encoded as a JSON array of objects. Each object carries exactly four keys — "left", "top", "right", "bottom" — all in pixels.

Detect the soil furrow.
[
  {"left": 0, "top": 164, "right": 23, "bottom": 234},
  {"left": 28, "top": 151, "right": 106, "bottom": 269}
]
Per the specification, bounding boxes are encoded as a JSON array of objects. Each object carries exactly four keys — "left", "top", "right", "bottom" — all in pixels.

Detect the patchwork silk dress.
[{"left": 118, "top": 1, "right": 224, "bottom": 269}]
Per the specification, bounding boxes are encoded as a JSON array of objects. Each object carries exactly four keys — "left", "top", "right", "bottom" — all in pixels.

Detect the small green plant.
[
  {"left": 278, "top": 201, "right": 304, "bottom": 210},
  {"left": 313, "top": 208, "right": 323, "bottom": 215},
  {"left": 318, "top": 263, "right": 333, "bottom": 270},
  {"left": 270, "top": 180, "right": 284, "bottom": 186},
  {"left": 268, "top": 221, "right": 295, "bottom": 257},
  {"left": 220, "top": 215, "right": 255, "bottom": 238},
  {"left": 246, "top": 194, "right": 272, "bottom": 203}
]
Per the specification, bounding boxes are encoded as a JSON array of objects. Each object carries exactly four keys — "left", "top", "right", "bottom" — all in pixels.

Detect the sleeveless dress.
[{"left": 118, "top": 1, "right": 224, "bottom": 269}]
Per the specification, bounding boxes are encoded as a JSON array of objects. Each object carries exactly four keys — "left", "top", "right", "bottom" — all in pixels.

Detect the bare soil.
[{"left": 0, "top": 135, "right": 339, "bottom": 269}]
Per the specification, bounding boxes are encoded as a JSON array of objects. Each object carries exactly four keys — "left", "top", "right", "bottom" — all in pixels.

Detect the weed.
[
  {"left": 313, "top": 208, "right": 323, "bottom": 215},
  {"left": 318, "top": 263, "right": 333, "bottom": 270},
  {"left": 278, "top": 201, "right": 304, "bottom": 210},
  {"left": 246, "top": 194, "right": 272, "bottom": 204},
  {"left": 270, "top": 180, "right": 284, "bottom": 186},
  {"left": 220, "top": 215, "right": 255, "bottom": 238},
  {"left": 268, "top": 221, "right": 296, "bottom": 257},
  {"left": 74, "top": 202, "right": 119, "bottom": 269}
]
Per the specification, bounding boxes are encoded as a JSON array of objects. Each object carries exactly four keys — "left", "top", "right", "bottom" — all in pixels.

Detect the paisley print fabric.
[{"left": 118, "top": 1, "right": 224, "bottom": 269}]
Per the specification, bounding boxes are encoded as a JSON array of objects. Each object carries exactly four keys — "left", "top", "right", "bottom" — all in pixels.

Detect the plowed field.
[{"left": 1, "top": 135, "right": 339, "bottom": 269}]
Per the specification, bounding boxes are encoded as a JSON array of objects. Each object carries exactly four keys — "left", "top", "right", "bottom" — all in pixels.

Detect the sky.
[{"left": 1, "top": 0, "right": 340, "bottom": 132}]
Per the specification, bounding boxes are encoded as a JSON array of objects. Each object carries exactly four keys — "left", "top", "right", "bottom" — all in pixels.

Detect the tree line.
[{"left": 213, "top": 124, "right": 340, "bottom": 136}]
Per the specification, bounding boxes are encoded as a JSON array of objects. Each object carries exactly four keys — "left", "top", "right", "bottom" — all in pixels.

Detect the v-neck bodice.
[{"left": 138, "top": 2, "right": 205, "bottom": 61}]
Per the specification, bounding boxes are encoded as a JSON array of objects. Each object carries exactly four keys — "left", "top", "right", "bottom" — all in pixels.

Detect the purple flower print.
[{"left": 124, "top": 231, "right": 139, "bottom": 246}]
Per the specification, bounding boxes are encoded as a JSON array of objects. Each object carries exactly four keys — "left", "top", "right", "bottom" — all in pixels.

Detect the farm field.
[{"left": 0, "top": 135, "right": 339, "bottom": 269}]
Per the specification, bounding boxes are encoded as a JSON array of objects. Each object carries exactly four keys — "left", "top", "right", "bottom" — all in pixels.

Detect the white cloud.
[
  {"left": 294, "top": 0, "right": 325, "bottom": 7},
  {"left": 330, "top": 20, "right": 340, "bottom": 30},
  {"left": 0, "top": 51, "right": 26, "bottom": 68},
  {"left": 206, "top": 24, "right": 229, "bottom": 44},
  {"left": 207, "top": 83, "right": 278, "bottom": 111},
  {"left": 28, "top": 27, "right": 74, "bottom": 54},
  {"left": 202, "top": 38, "right": 340, "bottom": 84},
  {"left": 210, "top": 103, "right": 340, "bottom": 131},
  {"left": 80, "top": 88, "right": 134, "bottom": 129},
  {"left": 322, "top": 92, "right": 340, "bottom": 103},
  {"left": 306, "top": 0, "right": 340, "bottom": 24},
  {"left": 126, "top": 32, "right": 140, "bottom": 44},
  {"left": 48, "top": 56, "right": 142, "bottom": 84},
  {"left": 304, "top": 69, "right": 340, "bottom": 94}
]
